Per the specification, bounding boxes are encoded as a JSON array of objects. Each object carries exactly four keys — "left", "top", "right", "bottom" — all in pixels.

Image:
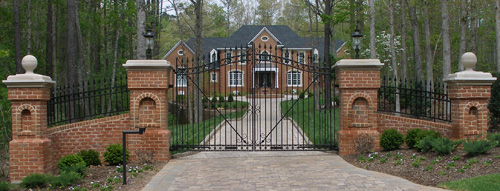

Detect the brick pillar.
[
  {"left": 122, "top": 60, "right": 173, "bottom": 161},
  {"left": 333, "top": 59, "right": 383, "bottom": 156},
  {"left": 444, "top": 53, "right": 496, "bottom": 140},
  {"left": 2, "top": 55, "right": 55, "bottom": 183}
]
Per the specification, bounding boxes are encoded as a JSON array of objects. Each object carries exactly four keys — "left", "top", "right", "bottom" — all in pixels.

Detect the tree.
[
  {"left": 256, "top": 0, "right": 280, "bottom": 25},
  {"left": 389, "top": 0, "right": 399, "bottom": 113},
  {"left": 369, "top": 0, "right": 375, "bottom": 59},
  {"left": 496, "top": 0, "right": 500, "bottom": 73},
  {"left": 13, "top": 0, "right": 22, "bottom": 74},
  {"left": 441, "top": 0, "right": 451, "bottom": 80},
  {"left": 423, "top": 0, "right": 433, "bottom": 85},
  {"left": 190, "top": 0, "right": 204, "bottom": 123},
  {"left": 458, "top": 0, "right": 467, "bottom": 71},
  {"left": 136, "top": 0, "right": 146, "bottom": 59},
  {"left": 408, "top": 3, "right": 423, "bottom": 82},
  {"left": 67, "top": 0, "right": 78, "bottom": 86},
  {"left": 400, "top": 0, "right": 408, "bottom": 80}
]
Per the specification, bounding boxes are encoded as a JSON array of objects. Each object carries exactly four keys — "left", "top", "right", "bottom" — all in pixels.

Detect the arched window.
[
  {"left": 176, "top": 68, "right": 187, "bottom": 87},
  {"left": 228, "top": 70, "right": 243, "bottom": 87},
  {"left": 260, "top": 51, "right": 270, "bottom": 61},
  {"left": 210, "top": 49, "right": 217, "bottom": 63},
  {"left": 287, "top": 71, "right": 302, "bottom": 87},
  {"left": 313, "top": 49, "right": 319, "bottom": 63}
]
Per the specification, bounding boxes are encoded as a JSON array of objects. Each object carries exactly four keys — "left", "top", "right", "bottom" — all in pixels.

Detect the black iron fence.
[
  {"left": 378, "top": 77, "right": 451, "bottom": 122},
  {"left": 47, "top": 76, "right": 130, "bottom": 127}
]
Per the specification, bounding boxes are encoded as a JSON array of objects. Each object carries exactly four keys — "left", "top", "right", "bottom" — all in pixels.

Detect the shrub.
[
  {"left": 307, "top": 91, "right": 314, "bottom": 98},
  {"left": 417, "top": 130, "right": 441, "bottom": 141},
  {"left": 78, "top": 149, "right": 101, "bottom": 167},
  {"left": 355, "top": 133, "right": 374, "bottom": 154},
  {"left": 298, "top": 91, "right": 305, "bottom": 99},
  {"left": 405, "top": 128, "right": 422, "bottom": 149},
  {"left": 0, "top": 182, "right": 10, "bottom": 191},
  {"left": 431, "top": 137, "right": 462, "bottom": 155},
  {"left": 380, "top": 129, "right": 404, "bottom": 151},
  {"left": 416, "top": 136, "right": 435, "bottom": 152},
  {"left": 219, "top": 95, "right": 225, "bottom": 102},
  {"left": 202, "top": 97, "right": 208, "bottom": 103},
  {"left": 488, "top": 73, "right": 500, "bottom": 131},
  {"left": 57, "top": 154, "right": 86, "bottom": 174},
  {"left": 462, "top": 139, "right": 498, "bottom": 156},
  {"left": 228, "top": 94, "right": 234, "bottom": 102},
  {"left": 488, "top": 133, "right": 500, "bottom": 147},
  {"left": 20, "top": 173, "right": 48, "bottom": 189},
  {"left": 176, "top": 95, "right": 185, "bottom": 101},
  {"left": 103, "top": 144, "right": 129, "bottom": 165},
  {"left": 49, "top": 171, "right": 82, "bottom": 188},
  {"left": 211, "top": 95, "right": 218, "bottom": 103}
]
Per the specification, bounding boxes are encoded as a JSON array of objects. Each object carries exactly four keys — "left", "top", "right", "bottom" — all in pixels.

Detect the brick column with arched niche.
[
  {"left": 2, "top": 55, "right": 55, "bottom": 183},
  {"left": 333, "top": 59, "right": 384, "bottom": 156},
  {"left": 444, "top": 52, "right": 496, "bottom": 140},
  {"left": 123, "top": 60, "right": 173, "bottom": 161}
]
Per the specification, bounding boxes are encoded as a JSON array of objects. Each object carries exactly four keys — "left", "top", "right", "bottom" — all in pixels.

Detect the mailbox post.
[{"left": 122, "top": 127, "right": 146, "bottom": 184}]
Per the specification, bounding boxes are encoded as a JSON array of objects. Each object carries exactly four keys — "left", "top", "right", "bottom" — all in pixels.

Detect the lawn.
[
  {"left": 280, "top": 97, "right": 339, "bottom": 148},
  {"left": 438, "top": 173, "right": 500, "bottom": 191},
  {"left": 170, "top": 107, "right": 247, "bottom": 151}
]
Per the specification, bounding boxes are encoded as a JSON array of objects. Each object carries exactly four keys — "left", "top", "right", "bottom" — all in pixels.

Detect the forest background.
[{"left": 1, "top": 0, "right": 500, "bottom": 178}]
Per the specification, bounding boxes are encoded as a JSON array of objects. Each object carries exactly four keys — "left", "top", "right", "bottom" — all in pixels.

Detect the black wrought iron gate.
[{"left": 170, "top": 44, "right": 338, "bottom": 151}]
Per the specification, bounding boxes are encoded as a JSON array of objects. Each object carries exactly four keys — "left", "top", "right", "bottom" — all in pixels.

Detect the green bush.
[
  {"left": 463, "top": 139, "right": 498, "bottom": 156},
  {"left": 211, "top": 95, "right": 218, "bottom": 103},
  {"left": 103, "top": 144, "right": 129, "bottom": 165},
  {"left": 405, "top": 128, "right": 422, "bottom": 149},
  {"left": 219, "top": 95, "right": 225, "bottom": 102},
  {"left": 20, "top": 173, "right": 48, "bottom": 189},
  {"left": 49, "top": 171, "right": 82, "bottom": 188},
  {"left": 298, "top": 91, "right": 305, "bottom": 99},
  {"left": 416, "top": 136, "right": 435, "bottom": 152},
  {"left": 57, "top": 154, "right": 86, "bottom": 173},
  {"left": 488, "top": 73, "right": 500, "bottom": 131},
  {"left": 307, "top": 91, "right": 314, "bottom": 98},
  {"left": 176, "top": 95, "right": 185, "bottom": 101},
  {"left": 0, "top": 182, "right": 10, "bottom": 191},
  {"left": 417, "top": 130, "right": 441, "bottom": 140},
  {"left": 228, "top": 94, "right": 234, "bottom": 102},
  {"left": 488, "top": 133, "right": 500, "bottom": 147},
  {"left": 380, "top": 129, "right": 404, "bottom": 151},
  {"left": 78, "top": 149, "right": 101, "bottom": 167},
  {"left": 202, "top": 96, "right": 208, "bottom": 103},
  {"left": 431, "top": 137, "right": 462, "bottom": 155}
]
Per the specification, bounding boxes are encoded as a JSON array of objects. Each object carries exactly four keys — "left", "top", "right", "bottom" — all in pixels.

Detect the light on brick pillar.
[
  {"left": 122, "top": 60, "right": 173, "bottom": 161},
  {"left": 444, "top": 52, "right": 496, "bottom": 140},
  {"left": 2, "top": 55, "right": 55, "bottom": 183},
  {"left": 333, "top": 59, "right": 384, "bottom": 156}
]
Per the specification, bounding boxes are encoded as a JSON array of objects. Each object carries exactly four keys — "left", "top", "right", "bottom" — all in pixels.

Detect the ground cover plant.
[{"left": 438, "top": 173, "right": 500, "bottom": 191}]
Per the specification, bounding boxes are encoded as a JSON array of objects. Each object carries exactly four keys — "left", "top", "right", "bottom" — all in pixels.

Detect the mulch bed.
[{"left": 342, "top": 147, "right": 500, "bottom": 187}]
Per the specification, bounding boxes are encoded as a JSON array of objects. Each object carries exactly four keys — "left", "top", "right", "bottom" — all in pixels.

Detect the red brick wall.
[{"left": 377, "top": 113, "right": 452, "bottom": 137}]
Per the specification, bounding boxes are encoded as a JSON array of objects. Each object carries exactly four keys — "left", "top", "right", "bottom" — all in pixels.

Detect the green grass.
[
  {"left": 438, "top": 173, "right": 500, "bottom": 191},
  {"left": 170, "top": 108, "right": 247, "bottom": 152},
  {"left": 280, "top": 97, "right": 339, "bottom": 147}
]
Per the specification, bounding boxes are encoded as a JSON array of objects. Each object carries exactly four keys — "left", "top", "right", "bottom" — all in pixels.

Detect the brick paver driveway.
[{"left": 142, "top": 151, "right": 447, "bottom": 191}]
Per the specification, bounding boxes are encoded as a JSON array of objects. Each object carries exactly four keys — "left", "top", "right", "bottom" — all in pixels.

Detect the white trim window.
[
  {"left": 239, "top": 51, "right": 246, "bottom": 65},
  {"left": 287, "top": 71, "right": 302, "bottom": 87},
  {"left": 210, "top": 49, "right": 217, "bottom": 63},
  {"left": 283, "top": 51, "right": 290, "bottom": 65},
  {"left": 298, "top": 52, "right": 306, "bottom": 65},
  {"left": 177, "top": 49, "right": 184, "bottom": 56},
  {"left": 228, "top": 70, "right": 243, "bottom": 87},
  {"left": 261, "top": 50, "right": 270, "bottom": 61},
  {"left": 225, "top": 52, "right": 232, "bottom": 64},
  {"left": 313, "top": 49, "right": 319, "bottom": 63},
  {"left": 210, "top": 72, "right": 217, "bottom": 83},
  {"left": 176, "top": 68, "right": 187, "bottom": 87}
]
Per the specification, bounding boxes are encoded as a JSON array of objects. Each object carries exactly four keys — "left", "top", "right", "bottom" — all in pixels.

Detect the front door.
[{"left": 259, "top": 72, "right": 272, "bottom": 88}]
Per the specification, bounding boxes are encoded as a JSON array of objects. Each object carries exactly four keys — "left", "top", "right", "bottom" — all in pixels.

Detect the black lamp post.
[
  {"left": 122, "top": 127, "right": 146, "bottom": 184},
  {"left": 351, "top": 27, "right": 362, "bottom": 59},
  {"left": 144, "top": 29, "right": 155, "bottom": 59}
]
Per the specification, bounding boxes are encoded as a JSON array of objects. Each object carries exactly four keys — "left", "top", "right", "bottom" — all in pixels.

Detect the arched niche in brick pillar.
[
  {"left": 350, "top": 97, "right": 369, "bottom": 128},
  {"left": 134, "top": 93, "right": 162, "bottom": 128}
]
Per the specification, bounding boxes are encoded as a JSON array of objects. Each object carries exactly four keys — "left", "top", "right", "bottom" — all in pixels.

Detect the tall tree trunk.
[
  {"left": 458, "top": 0, "right": 467, "bottom": 71},
  {"left": 469, "top": 1, "right": 476, "bottom": 54},
  {"left": 441, "top": 0, "right": 451, "bottom": 80},
  {"left": 409, "top": 4, "right": 423, "bottom": 82},
  {"left": 423, "top": 0, "right": 433, "bottom": 86},
  {"left": 27, "top": 0, "right": 32, "bottom": 55},
  {"left": 67, "top": 0, "right": 78, "bottom": 121},
  {"left": 76, "top": 0, "right": 86, "bottom": 83},
  {"left": 107, "top": 1, "right": 124, "bottom": 114},
  {"left": 496, "top": 0, "right": 500, "bottom": 73},
  {"left": 400, "top": 0, "right": 408, "bottom": 80},
  {"left": 191, "top": 0, "right": 204, "bottom": 123},
  {"left": 369, "top": 0, "right": 376, "bottom": 59},
  {"left": 13, "top": 0, "right": 22, "bottom": 74},
  {"left": 136, "top": 0, "right": 147, "bottom": 59},
  {"left": 323, "top": 0, "right": 332, "bottom": 109},
  {"left": 389, "top": 0, "right": 399, "bottom": 113},
  {"left": 46, "top": 1, "right": 55, "bottom": 78}
]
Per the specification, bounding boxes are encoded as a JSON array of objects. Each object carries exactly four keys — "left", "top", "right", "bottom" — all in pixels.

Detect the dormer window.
[
  {"left": 210, "top": 49, "right": 217, "bottom": 63},
  {"left": 261, "top": 36, "right": 269, "bottom": 42},
  {"left": 178, "top": 49, "right": 184, "bottom": 56}
]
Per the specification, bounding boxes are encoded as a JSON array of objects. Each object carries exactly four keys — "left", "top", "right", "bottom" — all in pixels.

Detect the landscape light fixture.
[
  {"left": 144, "top": 29, "right": 155, "bottom": 59},
  {"left": 351, "top": 27, "right": 362, "bottom": 59},
  {"left": 122, "top": 127, "right": 146, "bottom": 184}
]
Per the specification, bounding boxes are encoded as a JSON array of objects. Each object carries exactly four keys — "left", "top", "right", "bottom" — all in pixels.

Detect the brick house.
[{"left": 163, "top": 25, "right": 345, "bottom": 96}]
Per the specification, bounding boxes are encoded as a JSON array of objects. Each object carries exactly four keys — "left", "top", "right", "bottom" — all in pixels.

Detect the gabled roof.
[
  {"left": 164, "top": 25, "right": 345, "bottom": 63},
  {"left": 162, "top": 40, "right": 195, "bottom": 59}
]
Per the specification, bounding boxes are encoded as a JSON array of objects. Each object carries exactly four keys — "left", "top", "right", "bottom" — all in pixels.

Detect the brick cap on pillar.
[
  {"left": 444, "top": 52, "right": 496, "bottom": 86},
  {"left": 2, "top": 55, "right": 55, "bottom": 88},
  {"left": 332, "top": 59, "right": 384, "bottom": 69},
  {"left": 123, "top": 60, "right": 173, "bottom": 71}
]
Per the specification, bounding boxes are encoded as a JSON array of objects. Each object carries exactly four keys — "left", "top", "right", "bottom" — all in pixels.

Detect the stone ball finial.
[
  {"left": 461, "top": 52, "right": 477, "bottom": 71},
  {"left": 22, "top": 55, "right": 37, "bottom": 74}
]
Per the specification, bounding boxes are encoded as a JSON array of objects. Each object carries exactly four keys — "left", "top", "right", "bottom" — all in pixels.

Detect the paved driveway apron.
[{"left": 142, "top": 151, "right": 447, "bottom": 191}]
